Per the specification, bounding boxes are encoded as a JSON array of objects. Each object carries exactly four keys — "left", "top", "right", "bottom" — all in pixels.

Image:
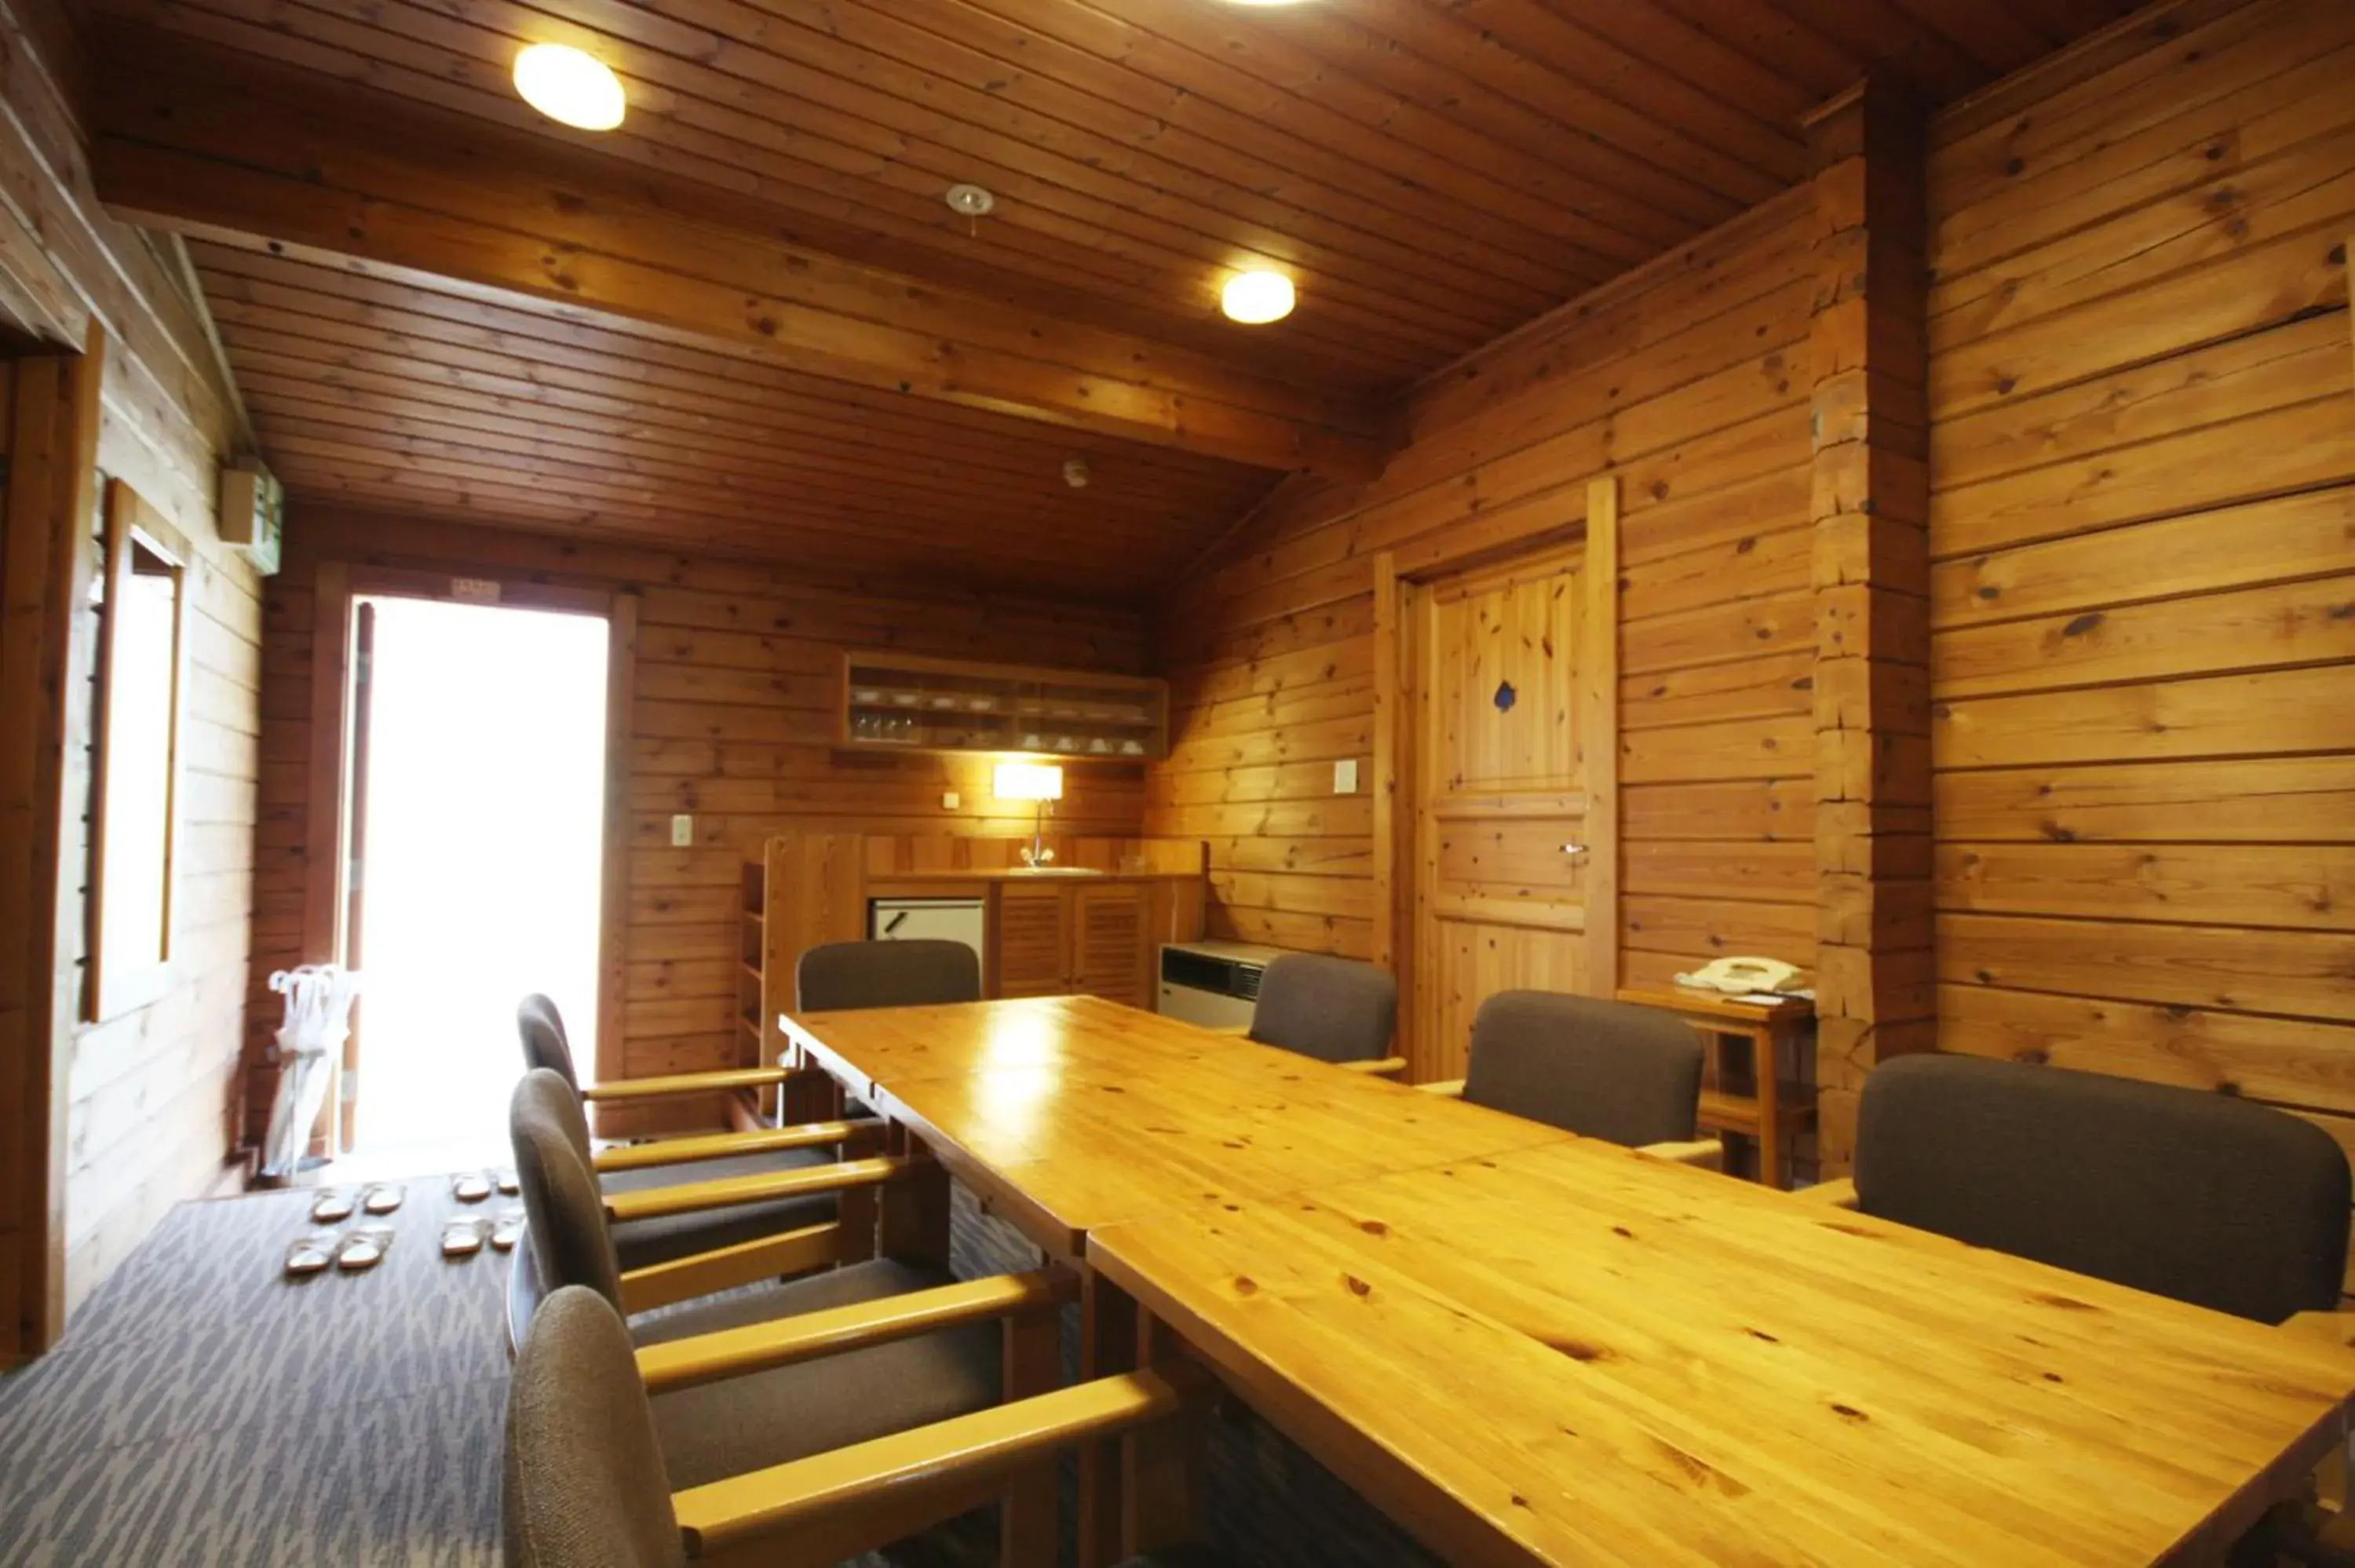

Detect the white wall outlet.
[
  {"left": 670, "top": 813, "right": 694, "bottom": 847},
  {"left": 1334, "top": 758, "right": 1360, "bottom": 794},
  {"left": 942, "top": 790, "right": 962, "bottom": 810}
]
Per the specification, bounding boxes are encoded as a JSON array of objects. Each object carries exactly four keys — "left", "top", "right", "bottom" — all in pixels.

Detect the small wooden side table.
[{"left": 1616, "top": 986, "right": 1816, "bottom": 1189}]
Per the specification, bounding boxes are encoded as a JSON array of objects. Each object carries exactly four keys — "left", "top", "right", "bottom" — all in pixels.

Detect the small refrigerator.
[{"left": 869, "top": 897, "right": 987, "bottom": 972}]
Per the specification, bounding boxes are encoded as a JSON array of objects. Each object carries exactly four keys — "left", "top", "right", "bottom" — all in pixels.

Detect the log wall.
[
  {"left": 0, "top": 0, "right": 257, "bottom": 1325},
  {"left": 1926, "top": 0, "right": 2355, "bottom": 1179},
  {"left": 1148, "top": 191, "right": 1820, "bottom": 991},
  {"left": 246, "top": 512, "right": 1148, "bottom": 1129}
]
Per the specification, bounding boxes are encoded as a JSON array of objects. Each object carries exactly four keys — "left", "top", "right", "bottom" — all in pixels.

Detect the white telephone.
[{"left": 1674, "top": 956, "right": 1803, "bottom": 996}]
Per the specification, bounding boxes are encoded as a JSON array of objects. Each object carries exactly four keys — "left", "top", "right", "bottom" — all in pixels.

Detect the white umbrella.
[{"left": 260, "top": 965, "right": 363, "bottom": 1179}]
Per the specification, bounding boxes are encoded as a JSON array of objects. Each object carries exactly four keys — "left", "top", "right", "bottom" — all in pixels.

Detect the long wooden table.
[
  {"left": 783, "top": 996, "right": 2355, "bottom": 1566},
  {"left": 783, "top": 995, "right": 1577, "bottom": 1258}
]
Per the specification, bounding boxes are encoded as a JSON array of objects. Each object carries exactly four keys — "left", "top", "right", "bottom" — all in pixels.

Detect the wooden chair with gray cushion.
[
  {"left": 517, "top": 994, "right": 877, "bottom": 1182},
  {"left": 796, "top": 938, "right": 982, "bottom": 1012},
  {"left": 506, "top": 1068, "right": 904, "bottom": 1342},
  {"left": 1802, "top": 1053, "right": 2351, "bottom": 1325},
  {"left": 507, "top": 1284, "right": 1212, "bottom": 1568},
  {"left": 1418, "top": 991, "right": 1723, "bottom": 1170},
  {"left": 504, "top": 1068, "right": 1079, "bottom": 1501},
  {"left": 1243, "top": 954, "right": 1403, "bottom": 1077}
]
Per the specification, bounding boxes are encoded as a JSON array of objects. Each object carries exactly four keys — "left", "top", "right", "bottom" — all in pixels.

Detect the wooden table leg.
[
  {"left": 877, "top": 1135, "right": 951, "bottom": 1267},
  {"left": 1077, "top": 1267, "right": 1140, "bottom": 1568},
  {"left": 1755, "top": 1023, "right": 1785, "bottom": 1190},
  {"left": 1123, "top": 1307, "right": 1204, "bottom": 1560},
  {"left": 1000, "top": 1299, "right": 1062, "bottom": 1568}
]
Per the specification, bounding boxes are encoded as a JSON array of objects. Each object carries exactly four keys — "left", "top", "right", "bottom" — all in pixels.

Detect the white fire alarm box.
[{"left": 218, "top": 458, "right": 283, "bottom": 576}]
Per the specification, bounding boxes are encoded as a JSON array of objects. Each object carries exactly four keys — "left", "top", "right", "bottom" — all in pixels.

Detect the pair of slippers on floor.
[
  {"left": 441, "top": 1209, "right": 525, "bottom": 1259},
  {"left": 309, "top": 1183, "right": 404, "bottom": 1223},
  {"left": 285, "top": 1226, "right": 396, "bottom": 1277},
  {"left": 451, "top": 1169, "right": 519, "bottom": 1205}
]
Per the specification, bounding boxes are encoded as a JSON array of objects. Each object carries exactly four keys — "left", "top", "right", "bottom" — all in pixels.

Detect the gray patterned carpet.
[
  {"left": 0, "top": 1180, "right": 1433, "bottom": 1568},
  {"left": 0, "top": 1181, "right": 508, "bottom": 1567}
]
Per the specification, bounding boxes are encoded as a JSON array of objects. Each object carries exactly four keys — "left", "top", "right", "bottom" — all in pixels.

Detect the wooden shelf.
[
  {"left": 838, "top": 650, "right": 1167, "bottom": 760},
  {"left": 1698, "top": 1087, "right": 1816, "bottom": 1137},
  {"left": 1617, "top": 984, "right": 1812, "bottom": 1025}
]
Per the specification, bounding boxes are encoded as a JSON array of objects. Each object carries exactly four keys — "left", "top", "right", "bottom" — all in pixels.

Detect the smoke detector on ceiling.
[{"left": 945, "top": 183, "right": 996, "bottom": 218}]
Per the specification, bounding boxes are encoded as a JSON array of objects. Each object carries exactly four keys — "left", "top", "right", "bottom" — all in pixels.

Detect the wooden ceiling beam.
[{"left": 88, "top": 27, "right": 1387, "bottom": 480}]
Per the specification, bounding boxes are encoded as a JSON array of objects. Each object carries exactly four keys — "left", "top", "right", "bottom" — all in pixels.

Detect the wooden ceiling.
[
  {"left": 82, "top": 0, "right": 2151, "bottom": 593},
  {"left": 189, "top": 242, "right": 1276, "bottom": 599}
]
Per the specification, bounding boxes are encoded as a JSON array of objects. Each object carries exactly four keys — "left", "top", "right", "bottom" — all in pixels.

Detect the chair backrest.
[
  {"left": 1247, "top": 954, "right": 1397, "bottom": 1064},
  {"left": 517, "top": 994, "right": 579, "bottom": 1091},
  {"left": 1462, "top": 992, "right": 1703, "bottom": 1147},
  {"left": 796, "top": 939, "right": 980, "bottom": 1012},
  {"left": 1854, "top": 1054, "right": 2352, "bottom": 1324},
  {"left": 509, "top": 1068, "right": 625, "bottom": 1316},
  {"left": 505, "top": 1285, "right": 685, "bottom": 1568}
]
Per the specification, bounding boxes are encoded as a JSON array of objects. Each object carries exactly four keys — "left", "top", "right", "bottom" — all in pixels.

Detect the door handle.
[{"left": 1560, "top": 843, "right": 1586, "bottom": 856}]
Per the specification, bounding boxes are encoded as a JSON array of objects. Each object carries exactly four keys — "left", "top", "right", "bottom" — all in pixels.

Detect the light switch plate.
[
  {"left": 942, "top": 791, "right": 961, "bottom": 810},
  {"left": 670, "top": 813, "right": 694, "bottom": 847},
  {"left": 1334, "top": 758, "right": 1360, "bottom": 794}
]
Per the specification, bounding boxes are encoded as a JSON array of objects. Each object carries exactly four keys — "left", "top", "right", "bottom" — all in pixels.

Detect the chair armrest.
[
  {"left": 617, "top": 1221, "right": 845, "bottom": 1316},
  {"left": 594, "top": 1118, "right": 883, "bottom": 1174},
  {"left": 2284, "top": 1311, "right": 2355, "bottom": 1347},
  {"left": 1638, "top": 1136, "right": 1723, "bottom": 1172},
  {"left": 1415, "top": 1078, "right": 1466, "bottom": 1098},
  {"left": 673, "top": 1362, "right": 1213, "bottom": 1558},
  {"left": 603, "top": 1154, "right": 905, "bottom": 1224},
  {"left": 582, "top": 1066, "right": 791, "bottom": 1103},
  {"left": 637, "top": 1268, "right": 1078, "bottom": 1394},
  {"left": 1338, "top": 1056, "right": 1408, "bottom": 1079},
  {"left": 1793, "top": 1177, "right": 1860, "bottom": 1209}
]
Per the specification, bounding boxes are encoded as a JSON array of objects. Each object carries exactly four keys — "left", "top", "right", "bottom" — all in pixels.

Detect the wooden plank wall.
[
  {"left": 247, "top": 511, "right": 1148, "bottom": 1127},
  {"left": 1926, "top": 0, "right": 2355, "bottom": 1182},
  {"left": 1148, "top": 191, "right": 1820, "bottom": 994},
  {"left": 0, "top": 0, "right": 259, "bottom": 1318}
]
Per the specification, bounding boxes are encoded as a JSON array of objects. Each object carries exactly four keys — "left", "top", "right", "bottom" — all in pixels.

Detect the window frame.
[{"left": 85, "top": 479, "right": 192, "bottom": 1023}]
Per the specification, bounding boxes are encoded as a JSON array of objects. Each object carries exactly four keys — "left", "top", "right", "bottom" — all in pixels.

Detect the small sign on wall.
[{"left": 449, "top": 577, "right": 502, "bottom": 604}]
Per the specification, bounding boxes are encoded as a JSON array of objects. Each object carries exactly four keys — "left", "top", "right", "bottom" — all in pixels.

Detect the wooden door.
[
  {"left": 1069, "top": 883, "right": 1149, "bottom": 1006},
  {"left": 995, "top": 885, "right": 1071, "bottom": 998},
  {"left": 1407, "top": 542, "right": 1615, "bottom": 1081}
]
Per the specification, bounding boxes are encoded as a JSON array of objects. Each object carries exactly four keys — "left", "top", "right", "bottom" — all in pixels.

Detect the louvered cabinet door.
[
  {"left": 1069, "top": 884, "right": 1151, "bottom": 1007},
  {"left": 995, "top": 886, "right": 1072, "bottom": 997}
]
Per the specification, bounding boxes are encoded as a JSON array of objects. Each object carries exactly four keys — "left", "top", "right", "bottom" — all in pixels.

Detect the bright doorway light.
[
  {"left": 341, "top": 597, "right": 608, "bottom": 1176},
  {"left": 514, "top": 43, "right": 627, "bottom": 130}
]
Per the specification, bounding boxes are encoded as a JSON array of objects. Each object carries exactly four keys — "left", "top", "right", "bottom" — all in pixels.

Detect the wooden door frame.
[
  {"left": 1371, "top": 476, "right": 1620, "bottom": 1074},
  {"left": 301, "top": 565, "right": 637, "bottom": 1099},
  {"left": 0, "top": 323, "right": 105, "bottom": 1362}
]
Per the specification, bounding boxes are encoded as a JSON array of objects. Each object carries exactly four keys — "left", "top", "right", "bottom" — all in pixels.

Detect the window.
[{"left": 86, "top": 480, "right": 189, "bottom": 1022}]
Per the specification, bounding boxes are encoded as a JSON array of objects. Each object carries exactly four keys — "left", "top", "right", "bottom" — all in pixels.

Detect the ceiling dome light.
[
  {"left": 1221, "top": 268, "right": 1295, "bottom": 324},
  {"left": 513, "top": 44, "right": 626, "bottom": 131}
]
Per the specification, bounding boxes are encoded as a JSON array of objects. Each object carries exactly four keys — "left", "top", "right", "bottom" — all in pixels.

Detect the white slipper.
[
  {"left": 452, "top": 1172, "right": 493, "bottom": 1204},
  {"left": 360, "top": 1183, "right": 405, "bottom": 1216},
  {"left": 309, "top": 1190, "right": 356, "bottom": 1223},
  {"left": 336, "top": 1225, "right": 396, "bottom": 1272},
  {"left": 489, "top": 1209, "right": 527, "bottom": 1253},
  {"left": 285, "top": 1232, "right": 338, "bottom": 1278},
  {"left": 440, "top": 1217, "right": 489, "bottom": 1259}
]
